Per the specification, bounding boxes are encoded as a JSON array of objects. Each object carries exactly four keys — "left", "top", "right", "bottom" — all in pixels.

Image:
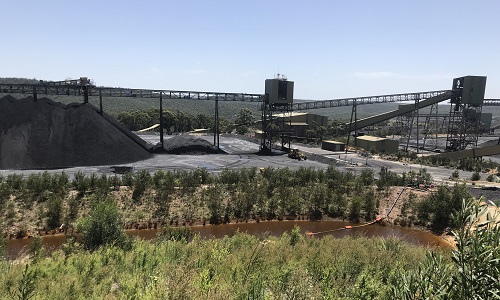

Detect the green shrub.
[
  {"left": 6, "top": 264, "right": 37, "bottom": 300},
  {"left": 348, "top": 196, "right": 362, "bottom": 221},
  {"left": 76, "top": 197, "right": 129, "bottom": 251},
  {"left": 359, "top": 168, "right": 374, "bottom": 186},
  {"left": 122, "top": 172, "right": 134, "bottom": 188},
  {"left": 0, "top": 236, "right": 6, "bottom": 260},
  {"left": 156, "top": 226, "right": 194, "bottom": 242},
  {"left": 0, "top": 182, "right": 9, "bottom": 207},
  {"left": 30, "top": 236, "right": 44, "bottom": 261},
  {"left": 470, "top": 171, "right": 481, "bottom": 181},
  {"left": 67, "top": 196, "right": 79, "bottom": 221},
  {"left": 486, "top": 173, "right": 495, "bottom": 182},
  {"left": 72, "top": 171, "right": 89, "bottom": 196},
  {"left": 132, "top": 170, "right": 151, "bottom": 201},
  {"left": 416, "top": 185, "right": 471, "bottom": 232},
  {"left": 204, "top": 185, "right": 224, "bottom": 224},
  {"left": 289, "top": 225, "right": 302, "bottom": 246},
  {"left": 362, "top": 189, "right": 377, "bottom": 221},
  {"left": 6, "top": 174, "right": 23, "bottom": 192},
  {"left": 392, "top": 199, "right": 500, "bottom": 299},
  {"left": 51, "top": 172, "right": 69, "bottom": 196},
  {"left": 45, "top": 195, "right": 63, "bottom": 229}
]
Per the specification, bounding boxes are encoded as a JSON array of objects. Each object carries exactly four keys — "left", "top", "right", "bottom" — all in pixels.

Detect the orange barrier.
[{"left": 305, "top": 218, "right": 384, "bottom": 236}]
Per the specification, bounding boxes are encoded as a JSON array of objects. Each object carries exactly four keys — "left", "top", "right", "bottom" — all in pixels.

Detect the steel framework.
[
  {"left": 445, "top": 78, "right": 484, "bottom": 152},
  {"left": 482, "top": 99, "right": 500, "bottom": 105},
  {"left": 0, "top": 82, "right": 264, "bottom": 150},
  {"left": 0, "top": 83, "right": 264, "bottom": 102},
  {"left": 292, "top": 90, "right": 450, "bottom": 111},
  {"left": 260, "top": 103, "right": 293, "bottom": 153},
  {"left": 2, "top": 79, "right": 497, "bottom": 155},
  {"left": 446, "top": 103, "right": 482, "bottom": 151}
]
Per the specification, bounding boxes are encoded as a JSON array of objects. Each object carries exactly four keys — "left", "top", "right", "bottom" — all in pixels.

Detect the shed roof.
[
  {"left": 356, "top": 135, "right": 387, "bottom": 142},
  {"left": 323, "top": 140, "right": 345, "bottom": 145},
  {"left": 274, "top": 112, "right": 309, "bottom": 118}
]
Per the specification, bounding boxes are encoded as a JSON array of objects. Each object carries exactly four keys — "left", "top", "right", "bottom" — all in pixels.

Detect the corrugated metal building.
[
  {"left": 273, "top": 112, "right": 329, "bottom": 138},
  {"left": 322, "top": 140, "right": 345, "bottom": 152},
  {"left": 355, "top": 135, "right": 399, "bottom": 154}
]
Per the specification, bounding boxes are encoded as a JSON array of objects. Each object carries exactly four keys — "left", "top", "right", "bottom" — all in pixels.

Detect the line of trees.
[
  {"left": 1, "top": 165, "right": 475, "bottom": 247},
  {"left": 117, "top": 108, "right": 257, "bottom": 134}
]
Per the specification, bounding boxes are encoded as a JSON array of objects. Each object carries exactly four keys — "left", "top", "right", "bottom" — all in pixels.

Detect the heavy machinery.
[{"left": 288, "top": 149, "right": 307, "bottom": 161}]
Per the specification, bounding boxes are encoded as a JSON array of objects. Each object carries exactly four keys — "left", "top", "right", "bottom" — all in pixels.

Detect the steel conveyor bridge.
[
  {"left": 345, "top": 91, "right": 453, "bottom": 131},
  {"left": 0, "top": 83, "right": 264, "bottom": 102},
  {"left": 2, "top": 79, "right": 499, "bottom": 155},
  {"left": 482, "top": 99, "right": 500, "bottom": 106},
  {"left": 1, "top": 81, "right": 498, "bottom": 107},
  {"left": 291, "top": 90, "right": 450, "bottom": 110}
]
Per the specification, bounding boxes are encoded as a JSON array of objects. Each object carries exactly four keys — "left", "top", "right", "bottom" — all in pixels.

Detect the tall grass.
[{"left": 0, "top": 232, "right": 431, "bottom": 299}]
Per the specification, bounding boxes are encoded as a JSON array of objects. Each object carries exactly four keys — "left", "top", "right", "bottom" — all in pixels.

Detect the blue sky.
[{"left": 1, "top": 0, "right": 499, "bottom": 99}]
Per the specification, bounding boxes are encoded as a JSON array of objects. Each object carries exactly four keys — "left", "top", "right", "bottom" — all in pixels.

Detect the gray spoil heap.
[
  {"left": 0, "top": 96, "right": 152, "bottom": 169},
  {"left": 163, "top": 135, "right": 223, "bottom": 154}
]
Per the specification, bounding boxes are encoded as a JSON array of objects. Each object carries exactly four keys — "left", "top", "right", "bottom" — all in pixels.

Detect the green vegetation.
[
  {"left": 76, "top": 197, "right": 130, "bottom": 251},
  {"left": 116, "top": 107, "right": 258, "bottom": 133},
  {"left": 234, "top": 108, "right": 256, "bottom": 135},
  {"left": 0, "top": 167, "right": 477, "bottom": 240},
  {"left": 1, "top": 198, "right": 497, "bottom": 299},
  {"left": 0, "top": 231, "right": 430, "bottom": 299},
  {"left": 470, "top": 171, "right": 481, "bottom": 181},
  {"left": 416, "top": 185, "right": 472, "bottom": 232},
  {"left": 387, "top": 150, "right": 500, "bottom": 176},
  {"left": 2, "top": 167, "right": 392, "bottom": 239},
  {"left": 392, "top": 199, "right": 499, "bottom": 299}
]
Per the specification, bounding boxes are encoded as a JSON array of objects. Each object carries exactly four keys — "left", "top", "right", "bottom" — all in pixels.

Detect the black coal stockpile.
[
  {"left": 0, "top": 96, "right": 151, "bottom": 169},
  {"left": 163, "top": 135, "right": 223, "bottom": 154}
]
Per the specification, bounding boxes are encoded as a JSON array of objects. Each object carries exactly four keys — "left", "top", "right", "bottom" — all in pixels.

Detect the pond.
[{"left": 6, "top": 220, "right": 452, "bottom": 259}]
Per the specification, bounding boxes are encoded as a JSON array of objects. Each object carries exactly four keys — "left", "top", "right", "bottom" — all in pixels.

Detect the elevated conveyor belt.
[
  {"left": 345, "top": 91, "right": 452, "bottom": 131},
  {"left": 292, "top": 90, "right": 450, "bottom": 111},
  {"left": 0, "top": 83, "right": 263, "bottom": 102},
  {"left": 138, "top": 124, "right": 160, "bottom": 132},
  {"left": 482, "top": 99, "right": 500, "bottom": 106},
  {"left": 434, "top": 144, "right": 500, "bottom": 159}
]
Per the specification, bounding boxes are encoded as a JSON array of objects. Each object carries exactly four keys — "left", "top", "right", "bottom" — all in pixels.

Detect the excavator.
[{"left": 288, "top": 149, "right": 307, "bottom": 161}]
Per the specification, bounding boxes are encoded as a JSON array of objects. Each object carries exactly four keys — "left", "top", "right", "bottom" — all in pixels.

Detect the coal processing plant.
[{"left": 1, "top": 75, "right": 500, "bottom": 172}]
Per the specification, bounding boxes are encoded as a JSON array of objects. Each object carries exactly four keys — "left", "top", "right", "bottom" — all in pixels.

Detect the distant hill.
[{"left": 0, "top": 77, "right": 40, "bottom": 85}]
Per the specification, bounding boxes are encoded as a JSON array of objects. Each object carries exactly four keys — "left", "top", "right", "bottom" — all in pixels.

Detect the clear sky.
[{"left": 1, "top": 0, "right": 499, "bottom": 99}]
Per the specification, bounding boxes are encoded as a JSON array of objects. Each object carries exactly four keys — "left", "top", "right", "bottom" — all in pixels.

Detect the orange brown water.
[{"left": 6, "top": 221, "right": 451, "bottom": 259}]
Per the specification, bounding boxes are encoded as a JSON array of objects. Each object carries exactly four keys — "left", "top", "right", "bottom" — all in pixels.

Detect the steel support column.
[
  {"left": 415, "top": 95, "right": 420, "bottom": 154},
  {"left": 346, "top": 99, "right": 357, "bottom": 152},
  {"left": 83, "top": 86, "right": 89, "bottom": 104},
  {"left": 214, "top": 95, "right": 219, "bottom": 149},
  {"left": 160, "top": 92, "right": 164, "bottom": 148},
  {"left": 32, "top": 86, "right": 37, "bottom": 102},
  {"left": 99, "top": 90, "right": 103, "bottom": 115}
]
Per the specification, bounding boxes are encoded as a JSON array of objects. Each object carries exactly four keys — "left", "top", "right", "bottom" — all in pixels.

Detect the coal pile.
[
  {"left": 0, "top": 96, "right": 152, "bottom": 169},
  {"left": 163, "top": 135, "right": 223, "bottom": 154}
]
